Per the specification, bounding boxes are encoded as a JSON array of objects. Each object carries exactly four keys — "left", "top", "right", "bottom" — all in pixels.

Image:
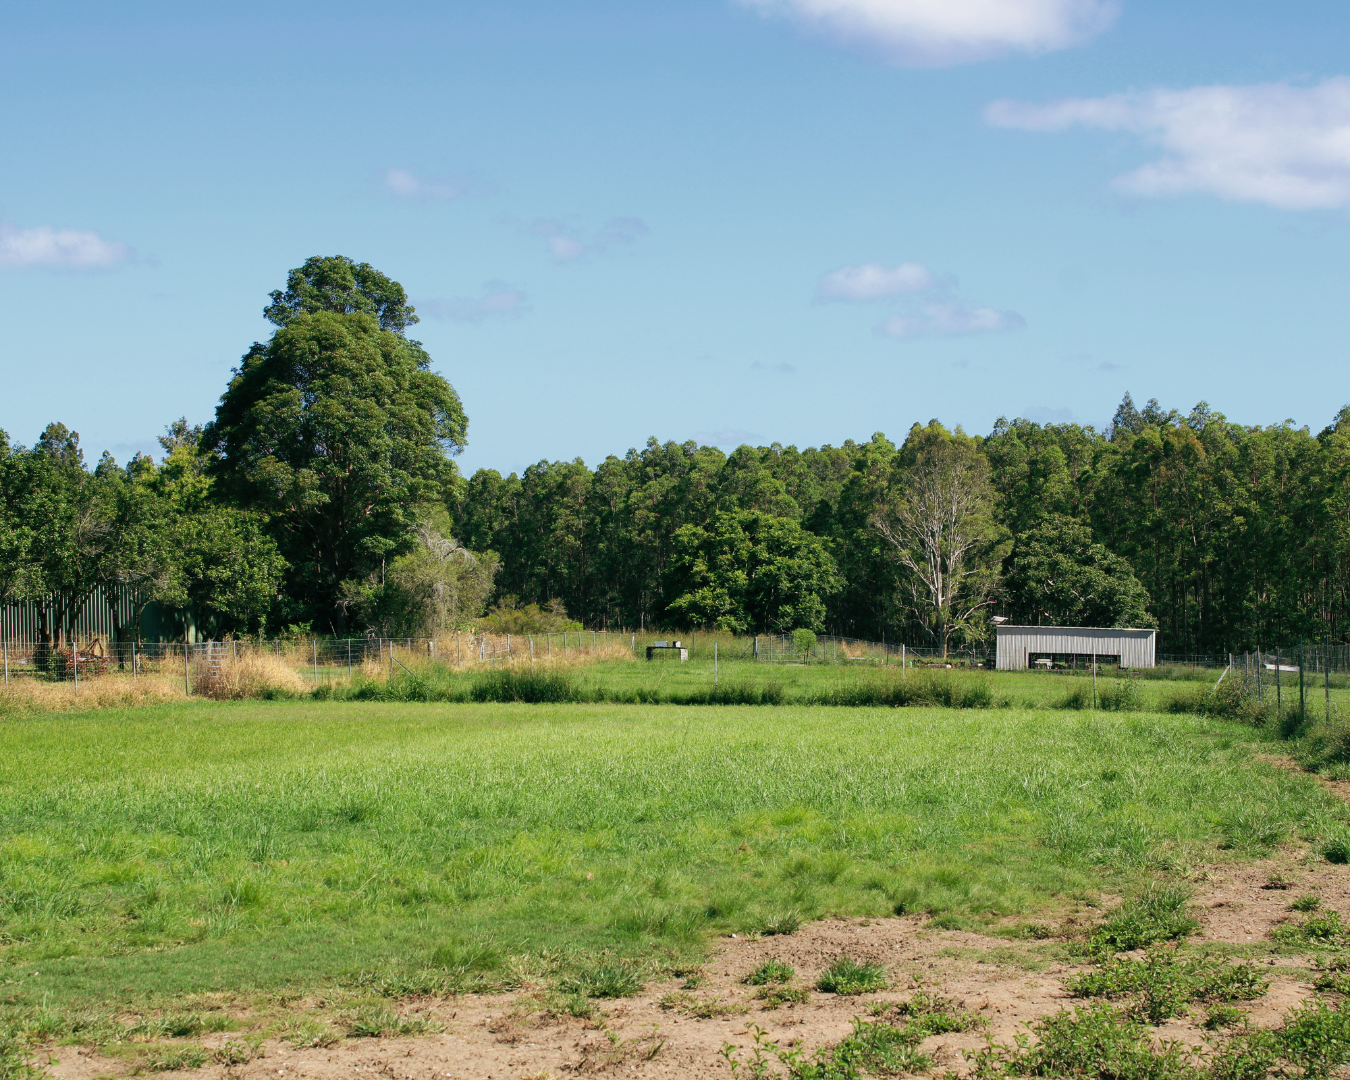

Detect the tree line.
[{"left": 2, "top": 257, "right": 1346, "bottom": 654}]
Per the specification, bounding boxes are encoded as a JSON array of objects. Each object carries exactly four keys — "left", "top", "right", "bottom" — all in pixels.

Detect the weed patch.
[
  {"left": 815, "top": 957, "right": 887, "bottom": 996},
  {"left": 341, "top": 1007, "right": 440, "bottom": 1039},
  {"left": 1088, "top": 887, "right": 1198, "bottom": 954},
  {"left": 559, "top": 962, "right": 644, "bottom": 999}
]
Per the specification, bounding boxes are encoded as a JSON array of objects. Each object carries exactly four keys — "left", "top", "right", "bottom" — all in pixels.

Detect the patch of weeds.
[
  {"left": 576, "top": 1027, "right": 665, "bottom": 1071},
  {"left": 816, "top": 956, "right": 887, "bottom": 996},
  {"left": 1088, "top": 887, "right": 1198, "bottom": 955},
  {"left": 341, "top": 1007, "right": 440, "bottom": 1039},
  {"left": 658, "top": 992, "right": 748, "bottom": 1019},
  {"left": 756, "top": 985, "right": 809, "bottom": 1010},
  {"left": 744, "top": 960, "right": 794, "bottom": 986},
  {"left": 753, "top": 911, "right": 802, "bottom": 937},
  {"left": 891, "top": 990, "right": 986, "bottom": 1035},
  {"left": 0, "top": 1027, "right": 43, "bottom": 1080},
  {"left": 1208, "top": 1028, "right": 1283, "bottom": 1080},
  {"left": 141, "top": 1045, "right": 209, "bottom": 1072},
  {"left": 722, "top": 1019, "right": 929, "bottom": 1080},
  {"left": 1205, "top": 1004, "right": 1245, "bottom": 1030},
  {"left": 211, "top": 1039, "right": 259, "bottom": 1066},
  {"left": 1323, "top": 838, "right": 1350, "bottom": 865},
  {"left": 1069, "top": 951, "right": 1267, "bottom": 1024},
  {"left": 274, "top": 1017, "right": 339, "bottom": 1050},
  {"left": 967, "top": 1003, "right": 1196, "bottom": 1080},
  {"left": 1276, "top": 995, "right": 1350, "bottom": 1072},
  {"left": 1313, "top": 956, "right": 1350, "bottom": 995},
  {"left": 1274, "top": 910, "right": 1350, "bottom": 948},
  {"left": 559, "top": 961, "right": 644, "bottom": 999},
  {"left": 1289, "top": 893, "right": 1322, "bottom": 912},
  {"left": 1261, "top": 872, "right": 1295, "bottom": 891}
]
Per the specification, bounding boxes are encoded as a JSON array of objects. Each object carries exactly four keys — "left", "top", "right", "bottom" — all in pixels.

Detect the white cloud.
[
  {"left": 738, "top": 0, "right": 1116, "bottom": 66},
  {"left": 987, "top": 78, "right": 1350, "bottom": 209},
  {"left": 0, "top": 224, "right": 128, "bottom": 269},
  {"left": 818, "top": 262, "right": 933, "bottom": 300},
  {"left": 384, "top": 168, "right": 465, "bottom": 200},
  {"left": 882, "top": 301, "right": 1024, "bottom": 339},
  {"left": 531, "top": 217, "right": 648, "bottom": 262},
  {"left": 421, "top": 282, "right": 529, "bottom": 323}
]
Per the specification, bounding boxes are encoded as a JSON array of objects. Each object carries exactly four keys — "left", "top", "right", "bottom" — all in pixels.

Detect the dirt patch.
[{"left": 41, "top": 851, "right": 1350, "bottom": 1080}]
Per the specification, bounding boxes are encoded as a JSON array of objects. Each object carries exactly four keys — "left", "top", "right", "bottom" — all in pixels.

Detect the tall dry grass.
[
  {"left": 192, "top": 652, "right": 310, "bottom": 700},
  {"left": 0, "top": 675, "right": 185, "bottom": 714},
  {"left": 361, "top": 636, "right": 637, "bottom": 678}
]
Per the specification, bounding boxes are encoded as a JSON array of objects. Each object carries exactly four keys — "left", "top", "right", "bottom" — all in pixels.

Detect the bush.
[
  {"left": 791, "top": 629, "right": 817, "bottom": 655},
  {"left": 1098, "top": 678, "right": 1142, "bottom": 711},
  {"left": 193, "top": 650, "right": 309, "bottom": 700}
]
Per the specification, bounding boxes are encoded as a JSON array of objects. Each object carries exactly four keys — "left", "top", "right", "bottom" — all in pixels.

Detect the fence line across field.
[{"left": 2, "top": 631, "right": 1348, "bottom": 700}]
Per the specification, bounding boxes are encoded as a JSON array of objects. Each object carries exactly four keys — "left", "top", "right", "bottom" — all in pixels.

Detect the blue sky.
[{"left": 3, "top": 0, "right": 1349, "bottom": 475}]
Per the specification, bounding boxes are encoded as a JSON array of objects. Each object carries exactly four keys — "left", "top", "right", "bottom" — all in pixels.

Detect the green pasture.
[{"left": 2, "top": 698, "right": 1348, "bottom": 1015}]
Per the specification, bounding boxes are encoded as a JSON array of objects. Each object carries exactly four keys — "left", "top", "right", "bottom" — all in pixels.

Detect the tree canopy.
[{"left": 264, "top": 255, "right": 419, "bottom": 333}]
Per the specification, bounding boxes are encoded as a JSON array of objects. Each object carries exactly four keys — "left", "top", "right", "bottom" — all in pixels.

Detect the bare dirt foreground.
[{"left": 42, "top": 846, "right": 1350, "bottom": 1080}]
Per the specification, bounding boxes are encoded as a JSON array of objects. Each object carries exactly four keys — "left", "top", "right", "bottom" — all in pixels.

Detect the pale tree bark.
[{"left": 871, "top": 441, "right": 1004, "bottom": 657}]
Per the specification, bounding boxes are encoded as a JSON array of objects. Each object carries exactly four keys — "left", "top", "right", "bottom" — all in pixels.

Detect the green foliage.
[
  {"left": 341, "top": 1007, "right": 440, "bottom": 1038},
  {"left": 1068, "top": 951, "right": 1267, "bottom": 1023},
  {"left": 469, "top": 668, "right": 577, "bottom": 703},
  {"left": 1274, "top": 910, "right": 1350, "bottom": 948},
  {"left": 666, "top": 510, "right": 839, "bottom": 633},
  {"left": 744, "top": 959, "right": 794, "bottom": 985},
  {"left": 264, "top": 255, "right": 419, "bottom": 333},
  {"left": 1290, "top": 893, "right": 1322, "bottom": 912},
  {"left": 753, "top": 911, "right": 802, "bottom": 936},
  {"left": 791, "top": 628, "right": 817, "bottom": 655},
  {"left": 205, "top": 277, "right": 467, "bottom": 631},
  {"left": 1098, "top": 678, "right": 1143, "bottom": 711},
  {"left": 816, "top": 671, "right": 994, "bottom": 709},
  {"left": 815, "top": 957, "right": 887, "bottom": 995},
  {"left": 1088, "top": 888, "right": 1198, "bottom": 954},
  {"left": 559, "top": 962, "right": 644, "bottom": 999},
  {"left": 1003, "top": 515, "right": 1154, "bottom": 629},
  {"left": 968, "top": 1003, "right": 1197, "bottom": 1079}
]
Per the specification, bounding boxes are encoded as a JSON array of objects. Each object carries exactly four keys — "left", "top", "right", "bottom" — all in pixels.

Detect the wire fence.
[{"left": 2, "top": 631, "right": 1347, "bottom": 695}]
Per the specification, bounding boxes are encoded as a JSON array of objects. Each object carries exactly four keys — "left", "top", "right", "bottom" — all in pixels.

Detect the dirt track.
[{"left": 42, "top": 845, "right": 1350, "bottom": 1080}]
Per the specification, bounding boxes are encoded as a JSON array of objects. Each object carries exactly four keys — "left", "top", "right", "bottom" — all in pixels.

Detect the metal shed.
[{"left": 995, "top": 625, "right": 1156, "bottom": 670}]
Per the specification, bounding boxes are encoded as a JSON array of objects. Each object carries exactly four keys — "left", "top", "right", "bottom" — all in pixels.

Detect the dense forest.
[{"left": 2, "top": 257, "right": 1347, "bottom": 655}]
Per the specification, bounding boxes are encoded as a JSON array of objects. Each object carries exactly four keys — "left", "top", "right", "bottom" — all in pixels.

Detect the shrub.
[
  {"left": 1056, "top": 683, "right": 1092, "bottom": 710},
  {"left": 753, "top": 910, "right": 802, "bottom": 936},
  {"left": 1291, "top": 893, "right": 1323, "bottom": 912},
  {"left": 1324, "top": 838, "right": 1350, "bottom": 865},
  {"left": 791, "top": 629, "right": 817, "bottom": 656}
]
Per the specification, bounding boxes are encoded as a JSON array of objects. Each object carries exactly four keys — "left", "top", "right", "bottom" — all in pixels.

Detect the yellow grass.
[
  {"left": 192, "top": 651, "right": 310, "bottom": 700},
  {"left": 0, "top": 674, "right": 185, "bottom": 714}
]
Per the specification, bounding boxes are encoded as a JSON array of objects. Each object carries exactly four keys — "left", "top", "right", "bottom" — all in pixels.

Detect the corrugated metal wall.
[
  {"left": 995, "top": 625, "right": 1156, "bottom": 670},
  {"left": 0, "top": 586, "right": 143, "bottom": 643}
]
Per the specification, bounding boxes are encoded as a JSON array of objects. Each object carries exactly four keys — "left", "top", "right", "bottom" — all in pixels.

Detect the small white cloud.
[
  {"left": 881, "top": 301, "right": 1024, "bottom": 339},
  {"left": 738, "top": 0, "right": 1117, "bottom": 66},
  {"left": 987, "top": 78, "right": 1350, "bottom": 209},
  {"left": 0, "top": 224, "right": 128, "bottom": 269},
  {"left": 421, "top": 282, "right": 529, "bottom": 323},
  {"left": 817, "top": 262, "right": 933, "bottom": 300},
  {"left": 694, "top": 428, "right": 757, "bottom": 446},
  {"left": 1096, "top": 361, "right": 1124, "bottom": 372},
  {"left": 531, "top": 217, "right": 649, "bottom": 262},
  {"left": 384, "top": 168, "right": 465, "bottom": 200}
]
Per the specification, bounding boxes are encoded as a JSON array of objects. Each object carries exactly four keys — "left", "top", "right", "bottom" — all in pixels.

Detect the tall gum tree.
[{"left": 204, "top": 261, "right": 466, "bottom": 632}]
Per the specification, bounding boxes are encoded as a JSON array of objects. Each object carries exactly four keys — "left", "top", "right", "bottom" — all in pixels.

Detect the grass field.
[{"left": 3, "top": 694, "right": 1348, "bottom": 1025}]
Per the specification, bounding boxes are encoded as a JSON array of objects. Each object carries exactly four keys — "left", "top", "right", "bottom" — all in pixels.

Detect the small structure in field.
[
  {"left": 646, "top": 640, "right": 688, "bottom": 662},
  {"left": 995, "top": 625, "right": 1156, "bottom": 671}
]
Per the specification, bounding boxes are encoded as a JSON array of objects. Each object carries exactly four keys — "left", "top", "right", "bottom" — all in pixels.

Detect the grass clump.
[
  {"left": 560, "top": 962, "right": 644, "bottom": 999},
  {"left": 341, "top": 1007, "right": 440, "bottom": 1039},
  {"left": 1088, "top": 887, "right": 1198, "bottom": 954},
  {"left": 744, "top": 959, "right": 794, "bottom": 986},
  {"left": 469, "top": 668, "right": 576, "bottom": 704},
  {"left": 1098, "top": 679, "right": 1143, "bottom": 712},
  {"left": 753, "top": 911, "right": 802, "bottom": 937},
  {"left": 142, "top": 1045, "right": 209, "bottom": 1072},
  {"left": 658, "top": 991, "right": 748, "bottom": 1019},
  {"left": 816, "top": 956, "right": 887, "bottom": 996},
  {"left": 1290, "top": 893, "right": 1322, "bottom": 913},
  {"left": 756, "top": 985, "right": 809, "bottom": 1009},
  {"left": 891, "top": 990, "right": 985, "bottom": 1035},
  {"left": 1204, "top": 1004, "right": 1244, "bottom": 1030},
  {"left": 721, "top": 1019, "right": 931, "bottom": 1079}
]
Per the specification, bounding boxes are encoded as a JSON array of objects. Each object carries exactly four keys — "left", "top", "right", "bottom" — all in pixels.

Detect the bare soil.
[{"left": 41, "top": 844, "right": 1350, "bottom": 1080}]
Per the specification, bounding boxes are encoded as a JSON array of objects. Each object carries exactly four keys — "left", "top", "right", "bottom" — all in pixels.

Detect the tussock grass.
[
  {"left": 193, "top": 653, "right": 308, "bottom": 700},
  {"left": 815, "top": 956, "right": 887, "bottom": 995}
]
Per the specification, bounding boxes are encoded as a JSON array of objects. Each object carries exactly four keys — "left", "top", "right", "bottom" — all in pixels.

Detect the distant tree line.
[{"left": 2, "top": 257, "right": 1346, "bottom": 654}]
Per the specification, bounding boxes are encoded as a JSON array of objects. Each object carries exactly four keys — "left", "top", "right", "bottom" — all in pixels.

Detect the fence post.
[
  {"left": 530, "top": 636, "right": 534, "bottom": 675},
  {"left": 348, "top": 639, "right": 352, "bottom": 677},
  {"left": 1328, "top": 633, "right": 1333, "bottom": 722},
  {"left": 1276, "top": 648, "right": 1282, "bottom": 712},
  {"left": 3, "top": 640, "right": 7, "bottom": 685},
  {"left": 901, "top": 644, "right": 906, "bottom": 682},
  {"left": 1299, "top": 637, "right": 1306, "bottom": 717},
  {"left": 714, "top": 641, "right": 718, "bottom": 687},
  {"left": 184, "top": 643, "right": 190, "bottom": 696},
  {"left": 1257, "top": 644, "right": 1262, "bottom": 700},
  {"left": 131, "top": 640, "right": 136, "bottom": 680},
  {"left": 1092, "top": 652, "right": 1097, "bottom": 710},
  {"left": 313, "top": 639, "right": 318, "bottom": 684},
  {"left": 389, "top": 640, "right": 394, "bottom": 685}
]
